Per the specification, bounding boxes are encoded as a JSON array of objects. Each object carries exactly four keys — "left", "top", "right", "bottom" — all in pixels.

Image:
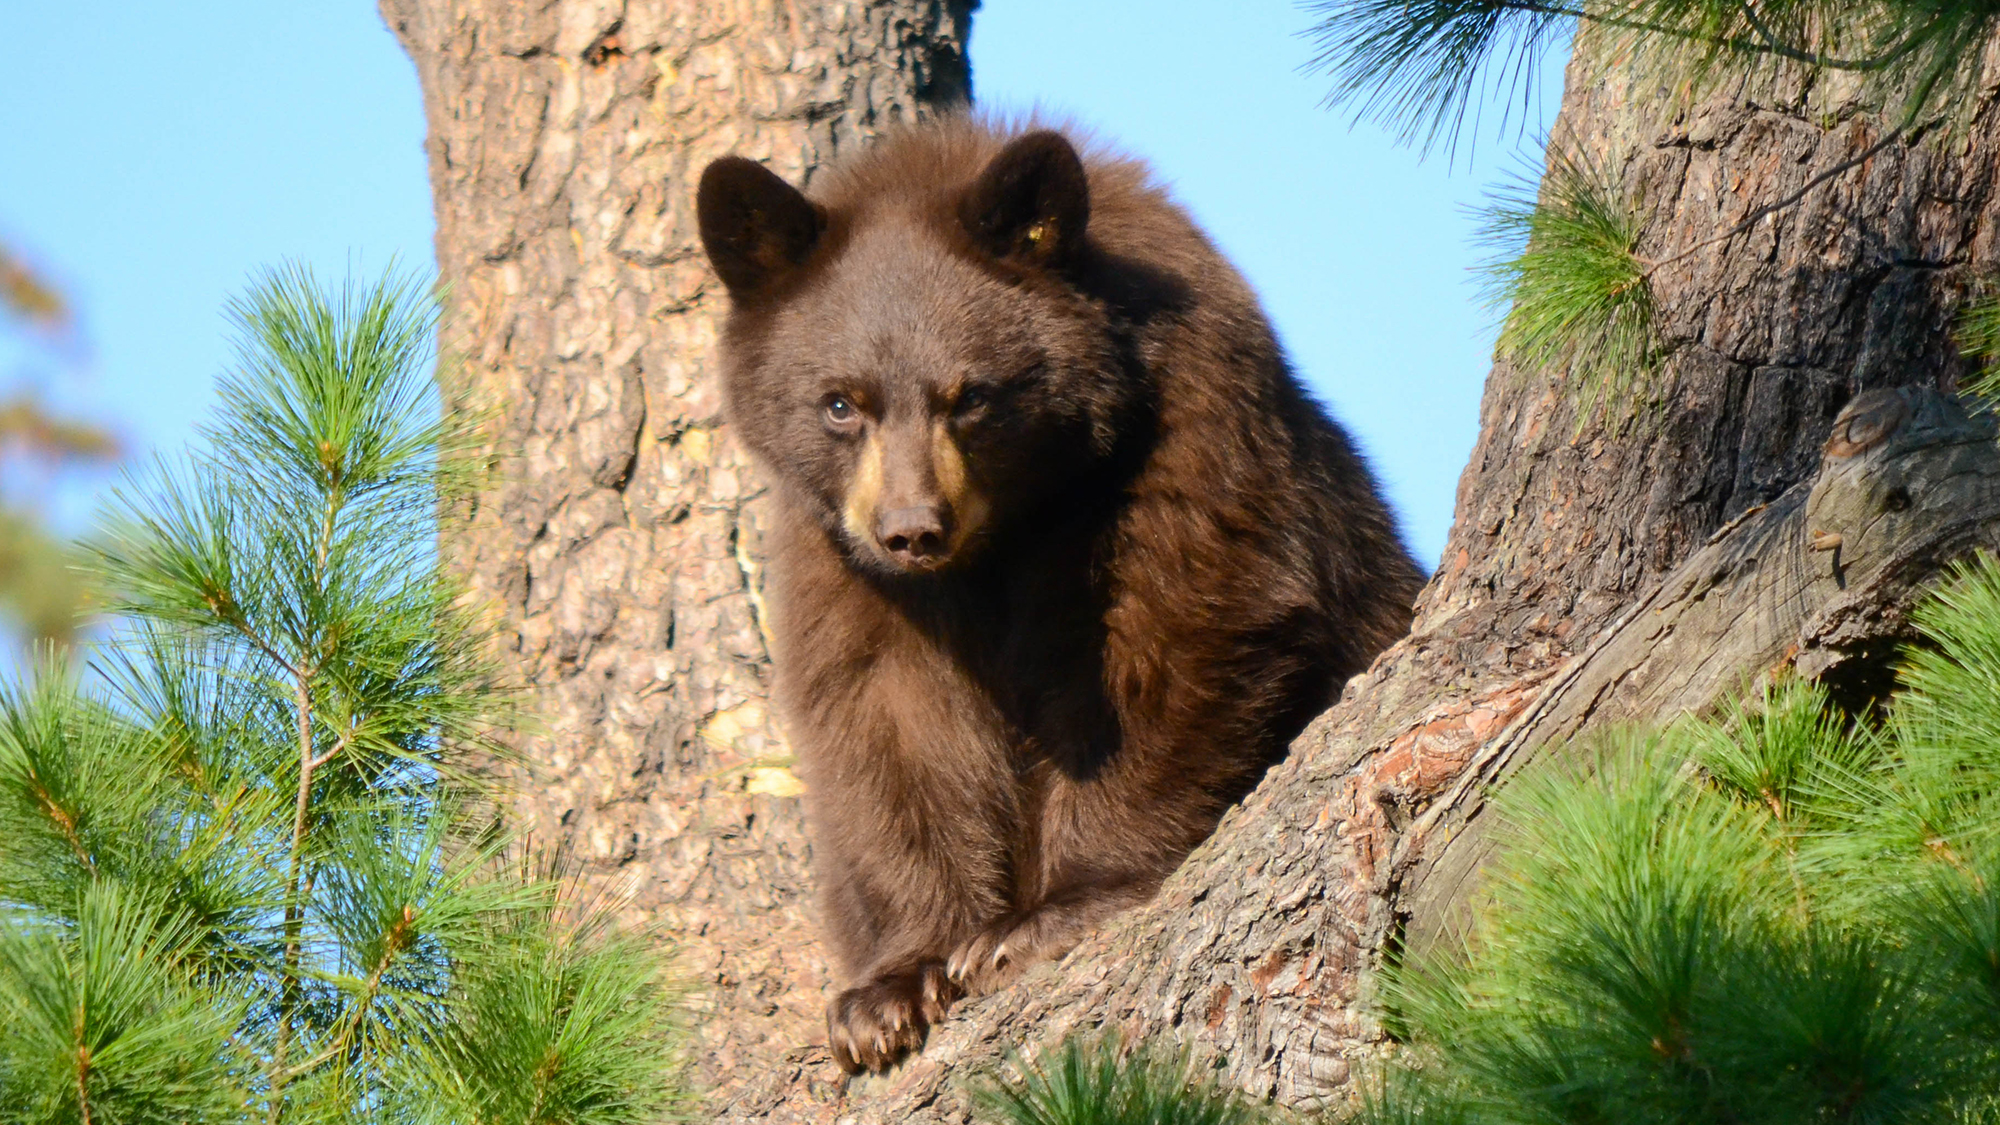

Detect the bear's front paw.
[
  {"left": 945, "top": 909, "right": 1082, "bottom": 995},
  {"left": 826, "top": 961, "right": 959, "bottom": 1074}
]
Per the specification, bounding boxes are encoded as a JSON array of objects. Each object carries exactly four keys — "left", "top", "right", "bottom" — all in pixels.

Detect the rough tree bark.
[
  {"left": 716, "top": 33, "right": 2000, "bottom": 1125},
  {"left": 382, "top": 0, "right": 971, "bottom": 1106},
  {"left": 392, "top": 3, "right": 2000, "bottom": 1119}
]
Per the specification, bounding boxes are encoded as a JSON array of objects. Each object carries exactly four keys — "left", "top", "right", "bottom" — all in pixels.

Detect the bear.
[{"left": 695, "top": 119, "right": 1424, "bottom": 1074}]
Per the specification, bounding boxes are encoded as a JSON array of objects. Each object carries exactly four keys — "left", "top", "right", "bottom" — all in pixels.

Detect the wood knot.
[
  {"left": 583, "top": 29, "right": 624, "bottom": 67},
  {"left": 1823, "top": 390, "right": 1911, "bottom": 458}
]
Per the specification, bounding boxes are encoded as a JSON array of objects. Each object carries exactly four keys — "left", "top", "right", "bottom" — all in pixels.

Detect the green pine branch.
[
  {"left": 1955, "top": 286, "right": 2000, "bottom": 405},
  {"left": 0, "top": 265, "right": 689, "bottom": 1125},
  {"left": 1477, "top": 149, "right": 1660, "bottom": 418},
  {"left": 1306, "top": 0, "right": 2000, "bottom": 151},
  {"left": 975, "top": 1035, "right": 1269, "bottom": 1125}
]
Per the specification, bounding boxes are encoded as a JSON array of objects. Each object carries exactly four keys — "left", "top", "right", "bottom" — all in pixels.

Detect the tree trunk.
[
  {"left": 716, "top": 32, "right": 2000, "bottom": 1125},
  {"left": 382, "top": 0, "right": 971, "bottom": 1106}
]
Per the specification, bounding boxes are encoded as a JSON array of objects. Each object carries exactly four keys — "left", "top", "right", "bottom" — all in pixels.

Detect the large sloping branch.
[{"left": 1399, "top": 385, "right": 2000, "bottom": 959}]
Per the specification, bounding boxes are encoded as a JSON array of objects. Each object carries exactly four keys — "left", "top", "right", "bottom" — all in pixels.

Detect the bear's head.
[{"left": 696, "top": 130, "right": 1133, "bottom": 577}]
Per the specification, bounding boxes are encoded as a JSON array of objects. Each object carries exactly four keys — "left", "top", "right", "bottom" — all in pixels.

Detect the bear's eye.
[
  {"left": 954, "top": 386, "right": 990, "bottom": 416},
  {"left": 824, "top": 395, "right": 860, "bottom": 430}
]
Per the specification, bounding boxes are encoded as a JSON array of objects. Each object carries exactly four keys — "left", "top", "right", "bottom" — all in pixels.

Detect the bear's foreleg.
[
  {"left": 944, "top": 733, "right": 1233, "bottom": 994},
  {"left": 795, "top": 657, "right": 1019, "bottom": 1073},
  {"left": 943, "top": 877, "right": 1157, "bottom": 994}
]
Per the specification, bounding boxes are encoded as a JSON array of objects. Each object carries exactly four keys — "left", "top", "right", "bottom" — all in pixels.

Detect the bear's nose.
[{"left": 876, "top": 506, "right": 950, "bottom": 566}]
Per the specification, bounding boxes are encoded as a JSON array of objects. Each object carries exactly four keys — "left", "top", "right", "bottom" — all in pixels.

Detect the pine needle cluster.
[
  {"left": 974, "top": 1036, "right": 1269, "bottom": 1125},
  {"left": 0, "top": 266, "right": 689, "bottom": 1125},
  {"left": 1477, "top": 151, "right": 1657, "bottom": 418},
  {"left": 1955, "top": 287, "right": 2000, "bottom": 405},
  {"left": 1306, "top": 0, "right": 2000, "bottom": 151},
  {"left": 1358, "top": 555, "right": 2000, "bottom": 1124}
]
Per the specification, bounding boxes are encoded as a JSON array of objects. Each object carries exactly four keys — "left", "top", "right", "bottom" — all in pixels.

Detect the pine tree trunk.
[
  {"left": 711, "top": 33, "right": 2000, "bottom": 1125},
  {"left": 382, "top": 0, "right": 971, "bottom": 1106}
]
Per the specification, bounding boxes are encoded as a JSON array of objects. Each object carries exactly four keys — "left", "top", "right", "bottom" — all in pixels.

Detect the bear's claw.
[{"left": 827, "top": 962, "right": 959, "bottom": 1074}]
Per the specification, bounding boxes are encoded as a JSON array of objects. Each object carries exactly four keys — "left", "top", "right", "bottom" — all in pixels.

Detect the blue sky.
[{"left": 0, "top": 1, "right": 1562, "bottom": 568}]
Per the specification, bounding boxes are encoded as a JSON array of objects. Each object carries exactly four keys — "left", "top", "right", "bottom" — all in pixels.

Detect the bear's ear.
[
  {"left": 697, "top": 157, "right": 824, "bottom": 298},
  {"left": 958, "top": 131, "right": 1090, "bottom": 267}
]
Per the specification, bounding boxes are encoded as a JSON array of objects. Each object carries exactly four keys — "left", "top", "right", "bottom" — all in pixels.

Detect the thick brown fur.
[{"left": 696, "top": 118, "right": 1424, "bottom": 1074}]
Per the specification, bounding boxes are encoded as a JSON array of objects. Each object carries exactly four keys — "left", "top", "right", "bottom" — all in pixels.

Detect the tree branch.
[
  {"left": 1498, "top": 0, "right": 1933, "bottom": 71},
  {"left": 266, "top": 480, "right": 346, "bottom": 1125},
  {"left": 281, "top": 907, "right": 411, "bottom": 1084},
  {"left": 1733, "top": 0, "right": 1933, "bottom": 70},
  {"left": 73, "top": 1039, "right": 91, "bottom": 1125},
  {"left": 265, "top": 669, "right": 318, "bottom": 1125}
]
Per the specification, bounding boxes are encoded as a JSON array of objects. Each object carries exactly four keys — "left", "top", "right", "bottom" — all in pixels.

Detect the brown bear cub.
[{"left": 696, "top": 120, "right": 1423, "bottom": 1074}]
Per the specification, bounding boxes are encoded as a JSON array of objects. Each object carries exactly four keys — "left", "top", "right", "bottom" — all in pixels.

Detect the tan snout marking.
[
  {"left": 931, "top": 422, "right": 991, "bottom": 551},
  {"left": 842, "top": 426, "right": 990, "bottom": 560},
  {"left": 841, "top": 433, "right": 885, "bottom": 547}
]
